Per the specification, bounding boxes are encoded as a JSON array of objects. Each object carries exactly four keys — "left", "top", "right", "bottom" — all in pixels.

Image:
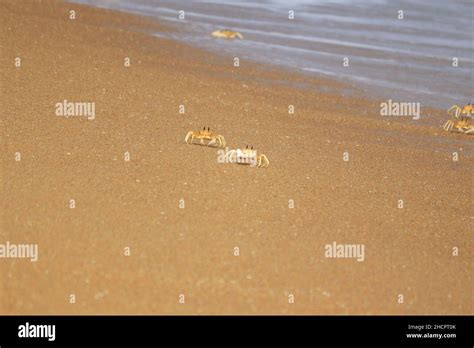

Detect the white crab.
[{"left": 225, "top": 146, "right": 269, "bottom": 168}]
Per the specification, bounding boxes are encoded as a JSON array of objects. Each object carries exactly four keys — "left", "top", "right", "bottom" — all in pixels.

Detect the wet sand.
[{"left": 0, "top": 0, "right": 472, "bottom": 314}]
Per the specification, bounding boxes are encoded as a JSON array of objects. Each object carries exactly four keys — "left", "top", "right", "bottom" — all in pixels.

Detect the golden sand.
[{"left": 0, "top": 0, "right": 472, "bottom": 314}]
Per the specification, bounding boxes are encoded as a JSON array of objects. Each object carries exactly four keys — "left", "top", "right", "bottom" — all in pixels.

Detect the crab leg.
[
  {"left": 259, "top": 154, "right": 270, "bottom": 168},
  {"left": 217, "top": 137, "right": 224, "bottom": 147},
  {"left": 207, "top": 137, "right": 217, "bottom": 147},
  {"left": 443, "top": 120, "right": 453, "bottom": 132},
  {"left": 464, "top": 127, "right": 474, "bottom": 134},
  {"left": 209, "top": 135, "right": 225, "bottom": 148},
  {"left": 185, "top": 131, "right": 194, "bottom": 144},
  {"left": 218, "top": 135, "right": 226, "bottom": 147},
  {"left": 448, "top": 105, "right": 461, "bottom": 118}
]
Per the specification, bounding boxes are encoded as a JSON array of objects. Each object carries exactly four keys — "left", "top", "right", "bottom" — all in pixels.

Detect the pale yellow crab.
[
  {"left": 225, "top": 145, "right": 269, "bottom": 168},
  {"left": 443, "top": 118, "right": 474, "bottom": 134},
  {"left": 212, "top": 29, "right": 244, "bottom": 39},
  {"left": 443, "top": 103, "right": 473, "bottom": 135},
  {"left": 185, "top": 127, "right": 226, "bottom": 147},
  {"left": 447, "top": 103, "right": 473, "bottom": 118}
]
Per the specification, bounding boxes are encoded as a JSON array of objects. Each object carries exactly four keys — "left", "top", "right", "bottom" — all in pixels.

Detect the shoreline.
[
  {"left": 58, "top": 1, "right": 474, "bottom": 136},
  {"left": 70, "top": 0, "right": 474, "bottom": 110},
  {"left": 0, "top": 0, "right": 472, "bottom": 315}
]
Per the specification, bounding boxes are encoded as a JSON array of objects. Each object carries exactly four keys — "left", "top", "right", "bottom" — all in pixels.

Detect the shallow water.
[{"left": 73, "top": 0, "right": 473, "bottom": 109}]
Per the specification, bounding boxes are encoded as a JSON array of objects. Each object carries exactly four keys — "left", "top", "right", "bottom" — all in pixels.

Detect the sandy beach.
[{"left": 0, "top": 0, "right": 472, "bottom": 315}]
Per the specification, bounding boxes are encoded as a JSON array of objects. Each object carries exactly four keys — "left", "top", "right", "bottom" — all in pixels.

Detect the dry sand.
[{"left": 0, "top": 0, "right": 472, "bottom": 314}]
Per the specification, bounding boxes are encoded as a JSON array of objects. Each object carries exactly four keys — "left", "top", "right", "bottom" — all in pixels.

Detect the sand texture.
[{"left": 0, "top": 0, "right": 472, "bottom": 314}]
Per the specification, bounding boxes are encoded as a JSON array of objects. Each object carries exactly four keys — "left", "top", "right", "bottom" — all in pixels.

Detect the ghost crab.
[
  {"left": 225, "top": 145, "right": 269, "bottom": 168},
  {"left": 185, "top": 127, "right": 226, "bottom": 147},
  {"left": 443, "top": 103, "right": 474, "bottom": 135},
  {"left": 447, "top": 103, "right": 473, "bottom": 118},
  {"left": 212, "top": 29, "right": 244, "bottom": 39}
]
